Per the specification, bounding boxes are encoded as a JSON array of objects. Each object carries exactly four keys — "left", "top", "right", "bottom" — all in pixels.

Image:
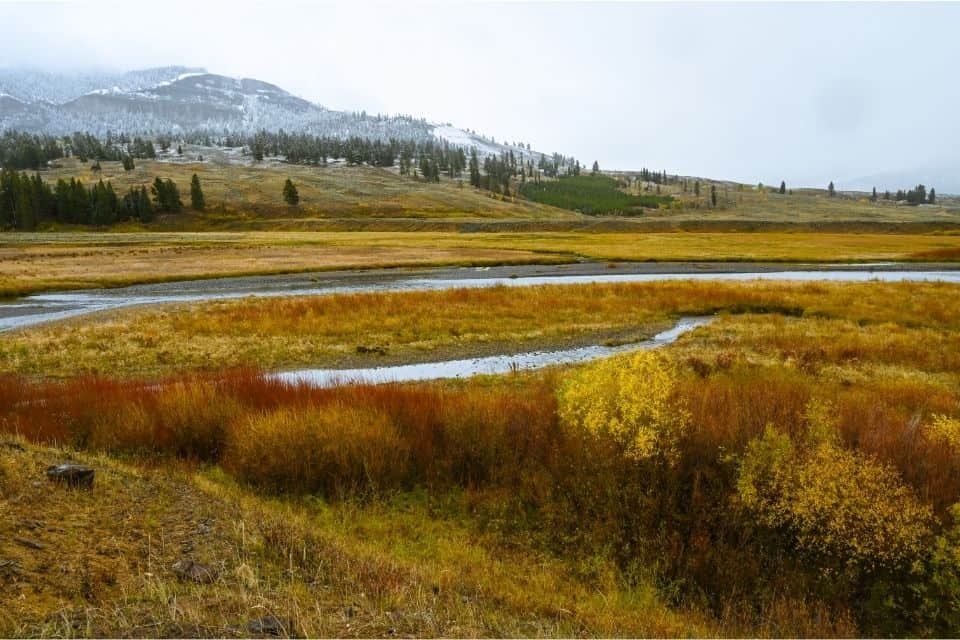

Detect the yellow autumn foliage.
[
  {"left": 738, "top": 402, "right": 934, "bottom": 572},
  {"left": 557, "top": 351, "right": 688, "bottom": 462},
  {"left": 928, "top": 414, "right": 960, "bottom": 456}
]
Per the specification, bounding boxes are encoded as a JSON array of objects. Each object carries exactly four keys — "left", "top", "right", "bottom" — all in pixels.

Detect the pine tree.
[
  {"left": 283, "top": 178, "right": 299, "bottom": 205},
  {"left": 828, "top": 181, "right": 836, "bottom": 197},
  {"left": 122, "top": 155, "right": 135, "bottom": 171},
  {"left": 871, "top": 187, "right": 877, "bottom": 201},
  {"left": 591, "top": 160, "right": 600, "bottom": 175},
  {"left": 468, "top": 149, "right": 480, "bottom": 188},
  {"left": 929, "top": 188, "right": 936, "bottom": 204},
  {"left": 779, "top": 181, "right": 786, "bottom": 195},
  {"left": 190, "top": 174, "right": 205, "bottom": 211},
  {"left": 711, "top": 184, "right": 718, "bottom": 207},
  {"left": 151, "top": 177, "right": 182, "bottom": 212},
  {"left": 137, "top": 186, "right": 154, "bottom": 223}
]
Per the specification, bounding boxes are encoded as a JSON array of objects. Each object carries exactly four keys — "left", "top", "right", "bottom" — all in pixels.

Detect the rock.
[
  {"left": 246, "top": 615, "right": 295, "bottom": 637},
  {"left": 356, "top": 345, "right": 387, "bottom": 356},
  {"left": 46, "top": 464, "right": 94, "bottom": 490},
  {"left": 14, "top": 536, "right": 45, "bottom": 550},
  {"left": 0, "top": 559, "right": 22, "bottom": 578},
  {"left": 171, "top": 559, "right": 216, "bottom": 584}
]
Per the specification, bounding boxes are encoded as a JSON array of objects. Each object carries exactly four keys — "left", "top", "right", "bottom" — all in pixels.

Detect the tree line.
[
  {"left": 842, "top": 182, "right": 937, "bottom": 205},
  {"left": 0, "top": 170, "right": 214, "bottom": 229},
  {"left": 0, "top": 131, "right": 161, "bottom": 170}
]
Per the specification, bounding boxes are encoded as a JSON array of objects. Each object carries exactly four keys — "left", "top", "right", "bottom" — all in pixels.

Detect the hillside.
[
  {"left": 0, "top": 67, "right": 546, "bottom": 164},
  {"left": 21, "top": 153, "right": 959, "bottom": 232},
  {"left": 40, "top": 155, "right": 577, "bottom": 227}
]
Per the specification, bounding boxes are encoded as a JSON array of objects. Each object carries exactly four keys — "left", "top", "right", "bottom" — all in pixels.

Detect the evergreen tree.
[
  {"left": 151, "top": 177, "right": 182, "bottom": 212},
  {"left": 190, "top": 174, "right": 205, "bottom": 211},
  {"left": 137, "top": 186, "right": 154, "bottom": 223},
  {"left": 828, "top": 181, "right": 836, "bottom": 197},
  {"left": 871, "top": 187, "right": 877, "bottom": 201},
  {"left": 779, "top": 181, "right": 786, "bottom": 195},
  {"left": 591, "top": 160, "right": 600, "bottom": 175},
  {"left": 283, "top": 178, "right": 299, "bottom": 205},
  {"left": 468, "top": 148, "right": 480, "bottom": 188},
  {"left": 711, "top": 184, "right": 718, "bottom": 207},
  {"left": 122, "top": 155, "right": 135, "bottom": 171},
  {"left": 929, "top": 188, "right": 936, "bottom": 204},
  {"left": 906, "top": 184, "right": 927, "bottom": 205}
]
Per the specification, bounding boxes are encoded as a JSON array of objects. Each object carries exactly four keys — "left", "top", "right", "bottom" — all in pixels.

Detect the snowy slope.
[
  {"left": 431, "top": 124, "right": 547, "bottom": 161},
  {"left": 0, "top": 66, "right": 554, "bottom": 160}
]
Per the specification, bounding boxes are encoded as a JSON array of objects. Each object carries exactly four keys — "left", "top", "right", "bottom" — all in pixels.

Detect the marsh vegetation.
[{"left": 3, "top": 279, "right": 960, "bottom": 636}]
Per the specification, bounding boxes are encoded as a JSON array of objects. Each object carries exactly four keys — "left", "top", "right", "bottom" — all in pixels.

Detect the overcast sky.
[{"left": 1, "top": 1, "right": 958, "bottom": 189}]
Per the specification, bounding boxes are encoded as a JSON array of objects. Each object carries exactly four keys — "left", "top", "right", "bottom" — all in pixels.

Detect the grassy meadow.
[
  {"left": 4, "top": 229, "right": 960, "bottom": 297},
  {"left": 3, "top": 279, "right": 960, "bottom": 379},
  {"left": 4, "top": 279, "right": 960, "bottom": 635}
]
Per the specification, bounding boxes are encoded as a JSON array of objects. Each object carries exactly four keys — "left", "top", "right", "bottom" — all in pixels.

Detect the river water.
[
  {"left": 273, "top": 316, "right": 712, "bottom": 387},
  {"left": 4, "top": 262, "right": 959, "bottom": 386},
  {"left": 2, "top": 261, "right": 960, "bottom": 333}
]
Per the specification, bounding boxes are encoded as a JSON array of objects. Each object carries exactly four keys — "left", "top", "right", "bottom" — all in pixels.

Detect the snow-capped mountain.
[
  {"left": 0, "top": 67, "right": 541, "bottom": 160},
  {"left": 0, "top": 66, "right": 205, "bottom": 105}
]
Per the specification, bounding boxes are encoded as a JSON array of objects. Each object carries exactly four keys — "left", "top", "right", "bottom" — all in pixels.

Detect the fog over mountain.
[
  {"left": 0, "top": 1, "right": 958, "bottom": 192},
  {"left": 0, "top": 66, "right": 537, "bottom": 162}
]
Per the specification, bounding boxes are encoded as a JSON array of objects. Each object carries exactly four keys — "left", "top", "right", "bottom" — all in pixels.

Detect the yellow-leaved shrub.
[
  {"left": 738, "top": 401, "right": 934, "bottom": 572},
  {"left": 557, "top": 351, "right": 688, "bottom": 462},
  {"left": 928, "top": 414, "right": 960, "bottom": 456},
  {"left": 224, "top": 403, "right": 410, "bottom": 497}
]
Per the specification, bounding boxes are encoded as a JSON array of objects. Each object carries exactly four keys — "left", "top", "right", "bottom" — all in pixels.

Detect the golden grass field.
[
  {"left": 4, "top": 279, "right": 959, "bottom": 378},
  {"left": 3, "top": 230, "right": 960, "bottom": 297},
  {"left": 0, "top": 232, "right": 559, "bottom": 298}
]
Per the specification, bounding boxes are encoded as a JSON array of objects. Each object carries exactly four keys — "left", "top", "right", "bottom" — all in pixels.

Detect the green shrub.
[{"left": 520, "top": 175, "right": 671, "bottom": 215}]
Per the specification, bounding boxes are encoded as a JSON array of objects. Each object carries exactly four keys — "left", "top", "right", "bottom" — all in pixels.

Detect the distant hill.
[{"left": 0, "top": 66, "right": 544, "bottom": 161}]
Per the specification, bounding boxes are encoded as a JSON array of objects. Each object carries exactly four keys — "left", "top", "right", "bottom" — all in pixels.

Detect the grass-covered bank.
[
  {"left": 5, "top": 278, "right": 960, "bottom": 378},
  {"left": 0, "top": 436, "right": 704, "bottom": 637},
  {"left": 4, "top": 230, "right": 960, "bottom": 297}
]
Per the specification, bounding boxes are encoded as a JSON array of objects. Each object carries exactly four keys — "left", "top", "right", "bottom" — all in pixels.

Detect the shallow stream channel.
[{"left": 4, "top": 261, "right": 959, "bottom": 385}]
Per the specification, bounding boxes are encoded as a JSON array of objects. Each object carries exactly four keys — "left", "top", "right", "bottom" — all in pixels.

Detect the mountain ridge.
[{"left": 0, "top": 66, "right": 544, "bottom": 162}]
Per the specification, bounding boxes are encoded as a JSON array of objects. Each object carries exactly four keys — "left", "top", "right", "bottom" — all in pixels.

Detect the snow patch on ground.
[
  {"left": 432, "top": 125, "right": 501, "bottom": 156},
  {"left": 151, "top": 72, "right": 208, "bottom": 90}
]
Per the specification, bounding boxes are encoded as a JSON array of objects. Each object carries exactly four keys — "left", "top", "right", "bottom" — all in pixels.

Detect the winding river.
[
  {"left": 274, "top": 316, "right": 712, "bottom": 387},
  {"left": 3, "top": 261, "right": 959, "bottom": 386},
  {"left": 3, "top": 261, "right": 960, "bottom": 333}
]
